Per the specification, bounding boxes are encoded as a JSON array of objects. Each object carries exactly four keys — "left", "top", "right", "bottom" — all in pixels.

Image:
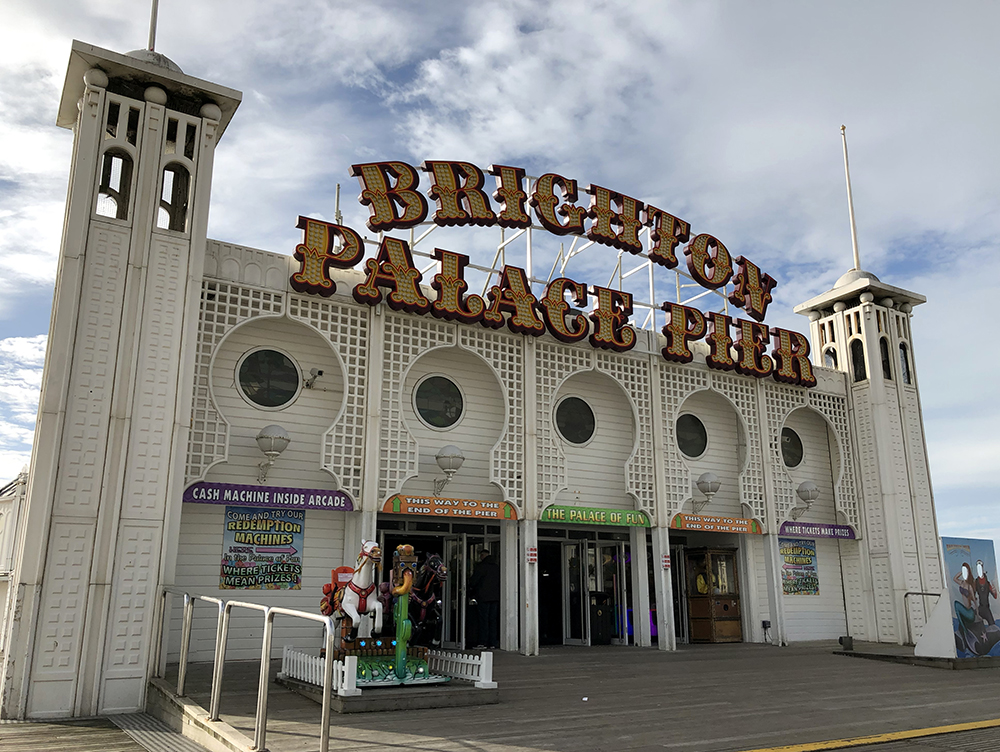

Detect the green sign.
[{"left": 541, "top": 505, "right": 651, "bottom": 527}]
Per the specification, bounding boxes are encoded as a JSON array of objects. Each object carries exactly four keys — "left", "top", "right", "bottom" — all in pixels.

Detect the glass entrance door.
[
  {"left": 562, "top": 541, "right": 587, "bottom": 644},
  {"left": 442, "top": 535, "right": 466, "bottom": 648},
  {"left": 590, "top": 542, "right": 628, "bottom": 645}
]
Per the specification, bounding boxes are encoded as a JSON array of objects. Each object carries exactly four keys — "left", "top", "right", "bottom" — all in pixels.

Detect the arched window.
[
  {"left": 823, "top": 348, "right": 838, "bottom": 369},
  {"left": 879, "top": 338, "right": 892, "bottom": 381},
  {"left": 850, "top": 339, "right": 867, "bottom": 382},
  {"left": 899, "top": 343, "right": 912, "bottom": 385},
  {"left": 157, "top": 163, "right": 190, "bottom": 232},
  {"left": 96, "top": 149, "right": 133, "bottom": 219}
]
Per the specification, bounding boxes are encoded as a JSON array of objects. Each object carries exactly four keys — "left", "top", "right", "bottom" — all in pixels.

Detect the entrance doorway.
[
  {"left": 538, "top": 535, "right": 630, "bottom": 645},
  {"left": 379, "top": 520, "right": 500, "bottom": 650},
  {"left": 684, "top": 548, "right": 742, "bottom": 643}
]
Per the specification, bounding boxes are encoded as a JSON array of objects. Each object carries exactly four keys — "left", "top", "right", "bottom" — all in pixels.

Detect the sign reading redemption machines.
[{"left": 220, "top": 506, "right": 305, "bottom": 590}]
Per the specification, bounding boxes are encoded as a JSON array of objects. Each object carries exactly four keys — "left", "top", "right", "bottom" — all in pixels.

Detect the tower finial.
[
  {"left": 148, "top": 0, "right": 160, "bottom": 51},
  {"left": 841, "top": 125, "right": 862, "bottom": 272}
]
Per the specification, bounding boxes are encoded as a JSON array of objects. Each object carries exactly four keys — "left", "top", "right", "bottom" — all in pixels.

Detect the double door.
[
  {"left": 380, "top": 532, "right": 498, "bottom": 650},
  {"left": 561, "top": 540, "right": 629, "bottom": 646}
]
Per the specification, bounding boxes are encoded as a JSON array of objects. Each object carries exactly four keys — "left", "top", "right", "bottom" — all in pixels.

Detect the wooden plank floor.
[
  {"left": 167, "top": 641, "right": 1000, "bottom": 752},
  {"left": 0, "top": 718, "right": 146, "bottom": 752}
]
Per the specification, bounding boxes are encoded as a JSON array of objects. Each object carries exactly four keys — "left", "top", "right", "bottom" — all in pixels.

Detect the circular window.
[
  {"left": 676, "top": 413, "right": 708, "bottom": 458},
  {"left": 237, "top": 349, "right": 300, "bottom": 409},
  {"left": 781, "top": 427, "right": 804, "bottom": 468},
  {"left": 555, "top": 396, "right": 596, "bottom": 445},
  {"left": 414, "top": 375, "right": 464, "bottom": 429}
]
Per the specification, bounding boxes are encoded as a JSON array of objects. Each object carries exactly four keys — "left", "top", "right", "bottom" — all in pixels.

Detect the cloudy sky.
[{"left": 1, "top": 1, "right": 998, "bottom": 550}]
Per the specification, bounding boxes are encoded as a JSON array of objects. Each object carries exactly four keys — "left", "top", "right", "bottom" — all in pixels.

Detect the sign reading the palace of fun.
[
  {"left": 289, "top": 161, "right": 817, "bottom": 388},
  {"left": 541, "top": 505, "right": 650, "bottom": 527}
]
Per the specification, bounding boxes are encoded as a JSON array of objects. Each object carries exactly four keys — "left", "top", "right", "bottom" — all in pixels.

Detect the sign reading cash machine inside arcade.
[{"left": 288, "top": 160, "right": 817, "bottom": 388}]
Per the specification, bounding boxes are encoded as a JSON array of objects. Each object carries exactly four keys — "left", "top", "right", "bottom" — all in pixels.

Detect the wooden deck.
[
  {"left": 161, "top": 641, "right": 1000, "bottom": 752},
  {"left": 0, "top": 718, "right": 146, "bottom": 752}
]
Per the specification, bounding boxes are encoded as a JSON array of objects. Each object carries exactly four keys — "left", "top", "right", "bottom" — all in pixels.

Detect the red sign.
[
  {"left": 526, "top": 546, "right": 538, "bottom": 564},
  {"left": 662, "top": 553, "right": 671, "bottom": 570},
  {"left": 382, "top": 494, "right": 518, "bottom": 520}
]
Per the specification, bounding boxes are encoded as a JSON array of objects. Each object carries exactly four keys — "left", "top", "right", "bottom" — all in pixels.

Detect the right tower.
[{"left": 795, "top": 267, "right": 943, "bottom": 643}]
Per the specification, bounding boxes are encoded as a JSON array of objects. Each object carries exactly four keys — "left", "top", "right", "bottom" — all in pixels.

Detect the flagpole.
[
  {"left": 841, "top": 125, "right": 861, "bottom": 271},
  {"left": 148, "top": 0, "right": 160, "bottom": 51}
]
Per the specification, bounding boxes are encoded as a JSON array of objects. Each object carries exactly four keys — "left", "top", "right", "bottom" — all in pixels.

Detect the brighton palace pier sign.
[{"left": 290, "top": 160, "right": 817, "bottom": 388}]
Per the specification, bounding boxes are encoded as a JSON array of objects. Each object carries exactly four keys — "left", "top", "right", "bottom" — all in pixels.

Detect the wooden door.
[{"left": 685, "top": 548, "right": 742, "bottom": 643}]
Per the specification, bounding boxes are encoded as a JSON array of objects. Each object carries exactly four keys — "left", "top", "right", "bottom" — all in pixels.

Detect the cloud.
[{"left": 0, "top": 335, "right": 45, "bottom": 480}]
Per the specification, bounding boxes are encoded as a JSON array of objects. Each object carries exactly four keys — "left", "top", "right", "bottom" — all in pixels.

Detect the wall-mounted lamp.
[
  {"left": 304, "top": 368, "right": 323, "bottom": 389},
  {"left": 433, "top": 445, "right": 465, "bottom": 496},
  {"left": 256, "top": 424, "right": 290, "bottom": 484},
  {"left": 693, "top": 472, "right": 720, "bottom": 513},
  {"left": 791, "top": 481, "right": 819, "bottom": 520}
]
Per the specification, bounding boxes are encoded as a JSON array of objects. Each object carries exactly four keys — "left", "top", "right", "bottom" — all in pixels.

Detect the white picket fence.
[
  {"left": 428, "top": 649, "right": 496, "bottom": 688},
  {"left": 278, "top": 646, "right": 359, "bottom": 696},
  {"left": 279, "top": 646, "right": 496, "bottom": 693}
]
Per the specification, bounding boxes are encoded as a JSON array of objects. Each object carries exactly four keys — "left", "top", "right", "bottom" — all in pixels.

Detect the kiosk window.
[
  {"left": 676, "top": 413, "right": 708, "bottom": 458},
  {"left": 238, "top": 349, "right": 300, "bottom": 408},
  {"left": 415, "top": 375, "right": 464, "bottom": 428},
  {"left": 555, "top": 396, "right": 596, "bottom": 445}
]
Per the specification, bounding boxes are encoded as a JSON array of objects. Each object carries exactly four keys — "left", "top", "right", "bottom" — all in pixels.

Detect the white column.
[
  {"left": 518, "top": 519, "right": 539, "bottom": 656},
  {"left": 757, "top": 380, "right": 787, "bottom": 645},
  {"left": 500, "top": 519, "right": 518, "bottom": 650},
  {"left": 649, "top": 525, "right": 675, "bottom": 650},
  {"left": 629, "top": 526, "right": 651, "bottom": 647}
]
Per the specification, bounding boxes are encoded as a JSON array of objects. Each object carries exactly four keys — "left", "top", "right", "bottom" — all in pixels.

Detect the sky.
[{"left": 1, "top": 1, "right": 998, "bottom": 552}]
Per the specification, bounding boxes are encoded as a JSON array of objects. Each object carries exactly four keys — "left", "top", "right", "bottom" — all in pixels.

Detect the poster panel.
[
  {"left": 942, "top": 536, "right": 1000, "bottom": 658},
  {"left": 779, "top": 537, "right": 819, "bottom": 596},
  {"left": 220, "top": 506, "right": 305, "bottom": 590}
]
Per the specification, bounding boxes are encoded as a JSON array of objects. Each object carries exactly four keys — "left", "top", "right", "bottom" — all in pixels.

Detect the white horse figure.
[{"left": 333, "top": 540, "right": 383, "bottom": 641}]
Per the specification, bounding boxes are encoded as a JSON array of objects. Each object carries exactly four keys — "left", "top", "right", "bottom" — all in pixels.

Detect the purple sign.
[
  {"left": 779, "top": 521, "right": 856, "bottom": 540},
  {"left": 183, "top": 481, "right": 354, "bottom": 512}
]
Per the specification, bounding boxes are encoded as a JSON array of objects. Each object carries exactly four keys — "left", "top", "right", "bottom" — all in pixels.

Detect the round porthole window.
[
  {"left": 414, "top": 375, "right": 464, "bottom": 429},
  {"left": 676, "top": 413, "right": 708, "bottom": 458},
  {"left": 237, "top": 348, "right": 300, "bottom": 409},
  {"left": 781, "top": 427, "right": 804, "bottom": 468},
  {"left": 555, "top": 396, "right": 596, "bottom": 445}
]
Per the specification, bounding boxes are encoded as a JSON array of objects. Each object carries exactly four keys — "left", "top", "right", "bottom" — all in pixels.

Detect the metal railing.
[
  {"left": 903, "top": 590, "right": 942, "bottom": 645},
  {"left": 155, "top": 587, "right": 338, "bottom": 752}
]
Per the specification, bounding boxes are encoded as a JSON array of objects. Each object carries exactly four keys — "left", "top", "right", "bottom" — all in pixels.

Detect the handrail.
[
  {"left": 903, "top": 590, "right": 942, "bottom": 645},
  {"left": 156, "top": 587, "right": 338, "bottom": 752}
]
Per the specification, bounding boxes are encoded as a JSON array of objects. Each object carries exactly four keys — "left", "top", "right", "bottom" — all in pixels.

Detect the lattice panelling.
[
  {"left": 535, "top": 342, "right": 593, "bottom": 510},
  {"left": 658, "top": 365, "right": 709, "bottom": 515},
  {"left": 459, "top": 328, "right": 524, "bottom": 508},
  {"left": 288, "top": 295, "right": 368, "bottom": 503},
  {"left": 595, "top": 352, "right": 655, "bottom": 515},
  {"left": 379, "top": 315, "right": 455, "bottom": 500},
  {"left": 808, "top": 390, "right": 861, "bottom": 530},
  {"left": 763, "top": 383, "right": 808, "bottom": 522},
  {"left": 711, "top": 372, "right": 765, "bottom": 521},
  {"left": 101, "top": 523, "right": 160, "bottom": 679},
  {"left": 185, "top": 282, "right": 284, "bottom": 482}
]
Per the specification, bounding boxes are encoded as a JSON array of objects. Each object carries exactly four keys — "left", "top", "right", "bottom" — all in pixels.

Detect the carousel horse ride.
[
  {"left": 410, "top": 553, "right": 447, "bottom": 647},
  {"left": 319, "top": 542, "right": 450, "bottom": 686}
]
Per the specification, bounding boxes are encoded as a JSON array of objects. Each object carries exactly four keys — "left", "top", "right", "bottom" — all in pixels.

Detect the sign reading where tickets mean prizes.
[
  {"left": 220, "top": 506, "right": 304, "bottom": 590},
  {"left": 383, "top": 494, "right": 518, "bottom": 520},
  {"left": 541, "top": 505, "right": 650, "bottom": 527}
]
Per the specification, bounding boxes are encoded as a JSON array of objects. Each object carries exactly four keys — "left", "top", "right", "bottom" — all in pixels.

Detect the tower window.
[
  {"left": 879, "top": 338, "right": 892, "bottom": 381},
  {"left": 850, "top": 339, "right": 867, "bottom": 382},
  {"left": 96, "top": 149, "right": 133, "bottom": 220},
  {"left": 823, "top": 348, "right": 838, "bottom": 369},
  {"left": 157, "top": 163, "right": 190, "bottom": 232},
  {"left": 899, "top": 343, "right": 912, "bottom": 385}
]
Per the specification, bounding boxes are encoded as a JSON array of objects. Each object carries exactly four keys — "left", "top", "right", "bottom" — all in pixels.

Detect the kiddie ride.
[{"left": 319, "top": 541, "right": 450, "bottom": 686}]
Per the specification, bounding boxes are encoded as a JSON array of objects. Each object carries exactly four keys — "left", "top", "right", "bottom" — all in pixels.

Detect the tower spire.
[
  {"left": 148, "top": 0, "right": 159, "bottom": 51},
  {"left": 841, "top": 125, "right": 862, "bottom": 272}
]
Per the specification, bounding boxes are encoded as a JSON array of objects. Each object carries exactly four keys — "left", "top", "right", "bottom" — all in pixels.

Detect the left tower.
[{"left": 0, "top": 42, "right": 240, "bottom": 719}]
